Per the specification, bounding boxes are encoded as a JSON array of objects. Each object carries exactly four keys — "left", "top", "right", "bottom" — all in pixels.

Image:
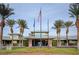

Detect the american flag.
[{"left": 33, "top": 18, "right": 35, "bottom": 27}]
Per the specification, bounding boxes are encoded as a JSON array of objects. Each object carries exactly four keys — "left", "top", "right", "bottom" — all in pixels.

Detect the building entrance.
[{"left": 32, "top": 39, "right": 48, "bottom": 46}]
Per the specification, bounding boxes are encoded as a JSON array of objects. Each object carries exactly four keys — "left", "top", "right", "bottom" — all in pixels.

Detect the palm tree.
[
  {"left": 0, "top": 4, "right": 14, "bottom": 47},
  {"left": 7, "top": 19, "right": 15, "bottom": 47},
  {"left": 52, "top": 20, "right": 64, "bottom": 47},
  {"left": 17, "top": 19, "right": 28, "bottom": 47},
  {"left": 69, "top": 3, "right": 79, "bottom": 49},
  {"left": 64, "top": 21, "right": 74, "bottom": 47}
]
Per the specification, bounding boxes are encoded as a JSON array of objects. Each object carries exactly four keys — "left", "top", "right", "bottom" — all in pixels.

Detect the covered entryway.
[
  {"left": 28, "top": 38, "right": 52, "bottom": 48},
  {"left": 32, "top": 39, "right": 48, "bottom": 46},
  {"left": 28, "top": 31, "right": 53, "bottom": 48}
]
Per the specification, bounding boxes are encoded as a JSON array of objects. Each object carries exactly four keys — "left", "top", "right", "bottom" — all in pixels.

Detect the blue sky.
[{"left": 3, "top": 3, "right": 77, "bottom": 36}]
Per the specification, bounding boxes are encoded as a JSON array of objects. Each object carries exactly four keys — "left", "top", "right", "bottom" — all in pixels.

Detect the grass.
[{"left": 0, "top": 47, "right": 79, "bottom": 55}]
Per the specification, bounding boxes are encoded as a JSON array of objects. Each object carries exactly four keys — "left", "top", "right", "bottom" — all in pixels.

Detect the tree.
[
  {"left": 7, "top": 19, "right": 15, "bottom": 47},
  {"left": 0, "top": 4, "right": 14, "bottom": 48},
  {"left": 64, "top": 21, "right": 74, "bottom": 47},
  {"left": 17, "top": 19, "right": 28, "bottom": 47},
  {"left": 69, "top": 3, "right": 79, "bottom": 49},
  {"left": 52, "top": 20, "right": 64, "bottom": 47}
]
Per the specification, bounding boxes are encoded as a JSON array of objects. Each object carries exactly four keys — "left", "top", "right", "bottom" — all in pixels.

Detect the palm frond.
[
  {"left": 17, "top": 19, "right": 28, "bottom": 29},
  {"left": 7, "top": 19, "right": 15, "bottom": 27},
  {"left": 52, "top": 20, "right": 64, "bottom": 33},
  {"left": 54, "top": 20, "right": 64, "bottom": 28},
  {"left": 69, "top": 3, "right": 79, "bottom": 19},
  {"left": 64, "top": 21, "right": 73, "bottom": 28},
  {"left": 0, "top": 4, "right": 14, "bottom": 19}
]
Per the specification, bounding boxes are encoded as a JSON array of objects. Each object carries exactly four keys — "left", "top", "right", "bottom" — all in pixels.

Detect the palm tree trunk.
[
  {"left": 0, "top": 26, "right": 3, "bottom": 48},
  {"left": 19, "top": 34, "right": 21, "bottom": 47},
  {"left": 19, "top": 27, "right": 22, "bottom": 47},
  {"left": 57, "top": 33, "right": 59, "bottom": 47},
  {"left": 0, "top": 20, "right": 4, "bottom": 49},
  {"left": 12, "top": 33, "right": 13, "bottom": 47},
  {"left": 10, "top": 27, "right": 13, "bottom": 47},
  {"left": 77, "top": 28, "right": 79, "bottom": 49},
  {"left": 21, "top": 28, "right": 24, "bottom": 47},
  {"left": 66, "top": 28, "right": 69, "bottom": 47},
  {"left": 59, "top": 33, "right": 61, "bottom": 47},
  {"left": 76, "top": 19, "right": 79, "bottom": 49},
  {"left": 57, "top": 33, "right": 61, "bottom": 47},
  {"left": 19, "top": 37, "right": 21, "bottom": 47},
  {"left": 22, "top": 33, "right": 23, "bottom": 47},
  {"left": 66, "top": 33, "right": 68, "bottom": 47},
  {"left": 20, "top": 27, "right": 23, "bottom": 47}
]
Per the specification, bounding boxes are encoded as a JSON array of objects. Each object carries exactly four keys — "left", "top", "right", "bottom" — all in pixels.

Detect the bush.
[
  {"left": 52, "top": 40, "right": 57, "bottom": 46},
  {"left": 61, "top": 40, "right": 66, "bottom": 45},
  {"left": 23, "top": 40, "right": 28, "bottom": 47}
]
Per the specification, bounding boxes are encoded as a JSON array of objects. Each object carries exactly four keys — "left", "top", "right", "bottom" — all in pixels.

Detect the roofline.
[
  {"left": 8, "top": 33, "right": 22, "bottom": 35},
  {"left": 31, "top": 31, "right": 49, "bottom": 33}
]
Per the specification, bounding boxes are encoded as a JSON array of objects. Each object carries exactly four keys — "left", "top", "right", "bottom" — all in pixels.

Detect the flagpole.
[
  {"left": 47, "top": 19, "right": 49, "bottom": 37},
  {"left": 34, "top": 18, "right": 35, "bottom": 36},
  {"left": 48, "top": 19, "right": 49, "bottom": 47},
  {"left": 33, "top": 18, "right": 35, "bottom": 46},
  {"left": 40, "top": 9, "right": 42, "bottom": 47}
]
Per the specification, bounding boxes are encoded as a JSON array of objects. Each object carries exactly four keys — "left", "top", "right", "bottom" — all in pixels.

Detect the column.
[
  {"left": 48, "top": 39, "right": 52, "bottom": 48},
  {"left": 29, "top": 39, "right": 32, "bottom": 47}
]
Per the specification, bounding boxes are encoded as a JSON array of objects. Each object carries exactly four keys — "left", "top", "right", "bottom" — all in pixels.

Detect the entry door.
[
  {"left": 32, "top": 39, "right": 48, "bottom": 46},
  {"left": 42, "top": 40, "right": 48, "bottom": 46},
  {"left": 32, "top": 40, "right": 42, "bottom": 46},
  {"left": 38, "top": 42, "right": 42, "bottom": 46}
]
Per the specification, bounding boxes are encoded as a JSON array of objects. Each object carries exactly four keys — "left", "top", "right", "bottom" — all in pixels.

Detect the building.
[
  {"left": 2, "top": 33, "right": 24, "bottom": 47},
  {"left": 26, "top": 31, "right": 53, "bottom": 47},
  {"left": 2, "top": 33, "right": 77, "bottom": 48}
]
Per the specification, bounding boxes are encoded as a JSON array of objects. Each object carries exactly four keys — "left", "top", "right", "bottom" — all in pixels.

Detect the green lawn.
[{"left": 0, "top": 47, "right": 79, "bottom": 55}]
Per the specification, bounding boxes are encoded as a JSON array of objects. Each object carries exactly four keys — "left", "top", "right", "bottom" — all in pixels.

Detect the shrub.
[
  {"left": 23, "top": 40, "right": 28, "bottom": 46},
  {"left": 52, "top": 40, "right": 57, "bottom": 46}
]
